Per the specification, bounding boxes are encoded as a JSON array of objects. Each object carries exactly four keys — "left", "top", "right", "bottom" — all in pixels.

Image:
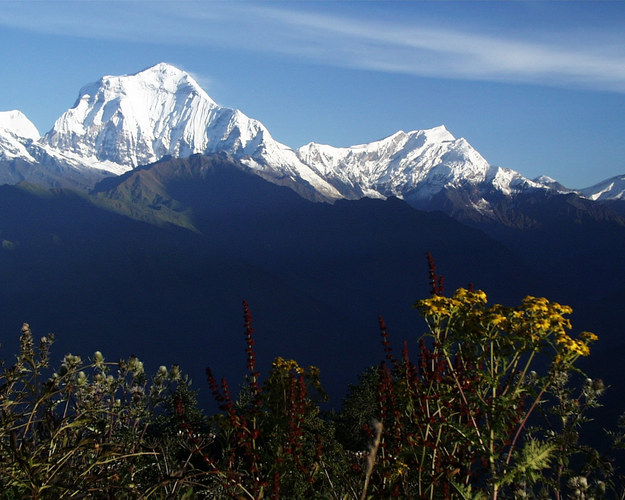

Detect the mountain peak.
[
  {"left": 580, "top": 174, "right": 625, "bottom": 201},
  {"left": 422, "top": 124, "right": 454, "bottom": 141},
  {"left": 0, "top": 110, "right": 41, "bottom": 163},
  {"left": 41, "top": 63, "right": 221, "bottom": 168},
  {"left": 0, "top": 110, "right": 40, "bottom": 140},
  {"left": 140, "top": 61, "right": 187, "bottom": 75},
  {"left": 128, "top": 63, "right": 215, "bottom": 104}
]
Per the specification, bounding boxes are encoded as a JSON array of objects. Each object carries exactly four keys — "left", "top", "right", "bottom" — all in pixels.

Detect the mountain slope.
[
  {"left": 90, "top": 152, "right": 308, "bottom": 230},
  {"left": 3, "top": 62, "right": 624, "bottom": 221},
  {"left": 1, "top": 158, "right": 537, "bottom": 407},
  {"left": 38, "top": 63, "right": 341, "bottom": 200},
  {"left": 580, "top": 174, "right": 625, "bottom": 201},
  {"left": 1, "top": 63, "right": 549, "bottom": 211}
]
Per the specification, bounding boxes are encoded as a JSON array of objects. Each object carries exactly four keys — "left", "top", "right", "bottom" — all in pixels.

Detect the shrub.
[
  {"left": 336, "top": 257, "right": 615, "bottom": 499},
  {"left": 205, "top": 301, "right": 349, "bottom": 499},
  {"left": 0, "top": 323, "right": 204, "bottom": 498},
  {"left": 1, "top": 262, "right": 623, "bottom": 499}
]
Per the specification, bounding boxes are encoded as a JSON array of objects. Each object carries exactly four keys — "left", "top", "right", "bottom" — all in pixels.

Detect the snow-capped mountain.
[
  {"left": 39, "top": 63, "right": 341, "bottom": 199},
  {"left": 580, "top": 175, "right": 625, "bottom": 201},
  {"left": 42, "top": 63, "right": 217, "bottom": 169},
  {"left": 0, "top": 110, "right": 40, "bottom": 162},
  {"left": 531, "top": 175, "right": 573, "bottom": 193},
  {"left": 297, "top": 126, "right": 544, "bottom": 205},
  {"left": 0, "top": 109, "right": 115, "bottom": 189},
  {"left": 3, "top": 62, "right": 622, "bottom": 212}
]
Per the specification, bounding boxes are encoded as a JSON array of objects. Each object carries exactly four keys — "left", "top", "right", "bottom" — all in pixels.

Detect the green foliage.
[
  {"left": 0, "top": 323, "right": 205, "bottom": 498},
  {"left": 1, "top": 281, "right": 624, "bottom": 498},
  {"left": 334, "top": 285, "right": 618, "bottom": 499},
  {"left": 204, "top": 301, "right": 350, "bottom": 498},
  {"left": 333, "top": 366, "right": 380, "bottom": 452}
]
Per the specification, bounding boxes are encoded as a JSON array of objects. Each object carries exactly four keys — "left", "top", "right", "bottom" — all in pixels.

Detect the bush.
[
  {"left": 1, "top": 269, "right": 623, "bottom": 498},
  {"left": 0, "top": 323, "right": 204, "bottom": 498},
  {"left": 343, "top": 288, "right": 605, "bottom": 499},
  {"left": 204, "top": 301, "right": 349, "bottom": 498}
]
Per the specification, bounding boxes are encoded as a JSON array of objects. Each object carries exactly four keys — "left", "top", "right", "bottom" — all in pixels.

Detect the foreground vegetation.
[{"left": 1, "top": 263, "right": 624, "bottom": 498}]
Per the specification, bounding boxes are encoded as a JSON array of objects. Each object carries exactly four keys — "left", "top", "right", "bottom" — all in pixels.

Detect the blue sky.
[{"left": 1, "top": 0, "right": 624, "bottom": 188}]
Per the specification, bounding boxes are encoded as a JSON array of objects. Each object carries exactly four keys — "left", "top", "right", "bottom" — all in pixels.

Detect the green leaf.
[
  {"left": 500, "top": 439, "right": 555, "bottom": 486},
  {"left": 449, "top": 479, "right": 488, "bottom": 499},
  {"left": 181, "top": 486, "right": 195, "bottom": 499}
]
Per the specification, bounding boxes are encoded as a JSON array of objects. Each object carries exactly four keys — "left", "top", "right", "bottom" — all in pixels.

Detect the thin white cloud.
[
  {"left": 247, "top": 5, "right": 625, "bottom": 91},
  {"left": 2, "top": 1, "right": 624, "bottom": 92}
]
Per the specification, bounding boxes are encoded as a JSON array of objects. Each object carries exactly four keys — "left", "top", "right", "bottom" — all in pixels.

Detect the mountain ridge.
[{"left": 0, "top": 62, "right": 622, "bottom": 216}]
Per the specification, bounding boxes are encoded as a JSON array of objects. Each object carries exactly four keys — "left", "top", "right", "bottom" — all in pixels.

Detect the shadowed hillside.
[{"left": 1, "top": 155, "right": 534, "bottom": 409}]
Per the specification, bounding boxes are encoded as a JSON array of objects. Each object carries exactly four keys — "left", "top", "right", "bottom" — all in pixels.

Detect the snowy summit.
[{"left": 1, "top": 62, "right": 619, "bottom": 206}]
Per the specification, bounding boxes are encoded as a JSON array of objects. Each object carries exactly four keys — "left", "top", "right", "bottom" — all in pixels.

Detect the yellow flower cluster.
[
  {"left": 453, "top": 287, "right": 487, "bottom": 303},
  {"left": 417, "top": 288, "right": 487, "bottom": 317},
  {"left": 417, "top": 288, "right": 598, "bottom": 358},
  {"left": 555, "top": 333, "right": 591, "bottom": 357},
  {"left": 581, "top": 331, "right": 599, "bottom": 342},
  {"left": 514, "top": 297, "right": 567, "bottom": 341},
  {"left": 272, "top": 357, "right": 304, "bottom": 375}
]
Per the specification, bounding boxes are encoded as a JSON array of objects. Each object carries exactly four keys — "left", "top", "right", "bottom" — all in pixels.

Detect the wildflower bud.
[
  {"left": 127, "top": 356, "right": 144, "bottom": 376},
  {"left": 77, "top": 371, "right": 87, "bottom": 386},
  {"left": 93, "top": 351, "right": 104, "bottom": 367},
  {"left": 64, "top": 354, "right": 81, "bottom": 368},
  {"left": 154, "top": 365, "right": 168, "bottom": 384},
  {"left": 168, "top": 365, "right": 180, "bottom": 381},
  {"left": 58, "top": 364, "right": 68, "bottom": 376},
  {"left": 592, "top": 378, "right": 605, "bottom": 393}
]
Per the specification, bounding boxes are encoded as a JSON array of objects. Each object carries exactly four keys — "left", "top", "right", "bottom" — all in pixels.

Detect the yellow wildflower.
[
  {"left": 555, "top": 334, "right": 591, "bottom": 357},
  {"left": 272, "top": 357, "right": 304, "bottom": 375},
  {"left": 580, "top": 331, "right": 598, "bottom": 342},
  {"left": 453, "top": 288, "right": 487, "bottom": 305},
  {"left": 490, "top": 314, "right": 507, "bottom": 327},
  {"left": 472, "top": 290, "right": 488, "bottom": 303},
  {"left": 573, "top": 341, "right": 591, "bottom": 356}
]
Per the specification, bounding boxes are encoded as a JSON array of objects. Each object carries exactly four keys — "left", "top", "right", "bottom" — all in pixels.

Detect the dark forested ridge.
[{"left": 1, "top": 154, "right": 624, "bottom": 416}]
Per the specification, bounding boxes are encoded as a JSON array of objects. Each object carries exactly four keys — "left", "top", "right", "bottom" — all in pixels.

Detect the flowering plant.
[{"left": 413, "top": 287, "right": 598, "bottom": 498}]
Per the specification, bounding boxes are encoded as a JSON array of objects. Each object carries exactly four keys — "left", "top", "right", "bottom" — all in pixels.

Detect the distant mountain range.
[
  {"left": 2, "top": 63, "right": 624, "bottom": 221},
  {"left": 2, "top": 63, "right": 625, "bottom": 427}
]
